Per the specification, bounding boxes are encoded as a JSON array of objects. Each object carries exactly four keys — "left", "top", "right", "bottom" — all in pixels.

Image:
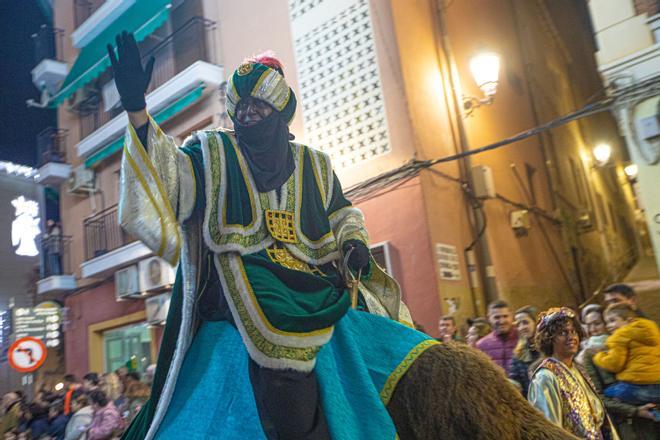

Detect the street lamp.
[
  {"left": 463, "top": 52, "right": 500, "bottom": 116},
  {"left": 624, "top": 164, "right": 638, "bottom": 179},
  {"left": 592, "top": 143, "right": 612, "bottom": 166}
]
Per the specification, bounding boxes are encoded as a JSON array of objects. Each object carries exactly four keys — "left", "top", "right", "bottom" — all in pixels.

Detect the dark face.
[
  {"left": 551, "top": 320, "right": 580, "bottom": 360},
  {"left": 236, "top": 97, "right": 273, "bottom": 126},
  {"left": 488, "top": 307, "right": 513, "bottom": 336},
  {"left": 584, "top": 311, "right": 607, "bottom": 337},
  {"left": 604, "top": 292, "right": 636, "bottom": 309}
]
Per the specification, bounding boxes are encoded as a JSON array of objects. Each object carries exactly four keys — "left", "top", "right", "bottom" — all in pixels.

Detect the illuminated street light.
[
  {"left": 54, "top": 382, "right": 64, "bottom": 391},
  {"left": 593, "top": 143, "right": 612, "bottom": 166},
  {"left": 463, "top": 52, "right": 501, "bottom": 116},
  {"left": 470, "top": 52, "right": 500, "bottom": 97},
  {"left": 624, "top": 164, "right": 638, "bottom": 179}
]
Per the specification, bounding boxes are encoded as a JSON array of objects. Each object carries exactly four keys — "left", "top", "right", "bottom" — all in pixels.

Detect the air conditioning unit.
[
  {"left": 145, "top": 293, "right": 171, "bottom": 326},
  {"left": 115, "top": 265, "right": 139, "bottom": 300},
  {"left": 576, "top": 210, "right": 595, "bottom": 233},
  {"left": 369, "top": 241, "right": 394, "bottom": 275},
  {"left": 68, "top": 165, "right": 95, "bottom": 193},
  {"left": 139, "top": 257, "right": 175, "bottom": 293}
]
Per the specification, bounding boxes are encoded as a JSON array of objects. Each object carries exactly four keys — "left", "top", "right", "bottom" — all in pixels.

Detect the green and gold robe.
[{"left": 119, "top": 115, "right": 414, "bottom": 438}]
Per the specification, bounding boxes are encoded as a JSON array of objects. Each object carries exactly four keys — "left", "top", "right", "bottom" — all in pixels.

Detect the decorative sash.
[{"left": 537, "top": 358, "right": 604, "bottom": 440}]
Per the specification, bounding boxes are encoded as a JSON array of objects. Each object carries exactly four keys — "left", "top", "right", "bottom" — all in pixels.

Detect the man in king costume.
[{"left": 112, "top": 32, "right": 578, "bottom": 440}]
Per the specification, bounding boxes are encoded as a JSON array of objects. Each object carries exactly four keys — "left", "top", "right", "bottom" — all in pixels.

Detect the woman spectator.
[
  {"left": 509, "top": 306, "right": 540, "bottom": 398},
  {"left": 122, "top": 373, "right": 150, "bottom": 425},
  {"left": 87, "top": 390, "right": 124, "bottom": 440},
  {"left": 64, "top": 391, "right": 93, "bottom": 440},
  {"left": 465, "top": 318, "right": 490, "bottom": 348},
  {"left": 576, "top": 304, "right": 609, "bottom": 365},
  {"left": 579, "top": 306, "right": 657, "bottom": 440},
  {"left": 528, "top": 307, "right": 619, "bottom": 439}
]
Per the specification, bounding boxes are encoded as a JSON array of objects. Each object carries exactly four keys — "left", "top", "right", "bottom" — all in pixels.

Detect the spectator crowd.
[
  {"left": 1, "top": 283, "right": 657, "bottom": 439},
  {"left": 435, "top": 283, "right": 659, "bottom": 440},
  {"left": 0, "top": 365, "right": 154, "bottom": 440}
]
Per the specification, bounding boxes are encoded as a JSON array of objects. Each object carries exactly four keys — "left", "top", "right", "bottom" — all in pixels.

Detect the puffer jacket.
[
  {"left": 87, "top": 403, "right": 125, "bottom": 440},
  {"left": 475, "top": 329, "right": 518, "bottom": 375},
  {"left": 593, "top": 318, "right": 660, "bottom": 384}
]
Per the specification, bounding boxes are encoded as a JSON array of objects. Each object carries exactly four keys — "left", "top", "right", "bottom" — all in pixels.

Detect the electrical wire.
[{"left": 346, "top": 76, "right": 660, "bottom": 200}]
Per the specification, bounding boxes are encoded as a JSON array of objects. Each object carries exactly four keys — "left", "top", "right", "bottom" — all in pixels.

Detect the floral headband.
[{"left": 536, "top": 307, "right": 576, "bottom": 333}]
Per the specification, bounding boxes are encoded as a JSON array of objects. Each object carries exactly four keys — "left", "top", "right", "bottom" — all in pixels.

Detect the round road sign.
[{"left": 8, "top": 337, "right": 47, "bottom": 373}]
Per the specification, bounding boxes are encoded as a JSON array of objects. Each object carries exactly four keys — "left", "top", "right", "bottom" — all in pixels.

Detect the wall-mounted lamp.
[
  {"left": 463, "top": 52, "right": 500, "bottom": 116},
  {"left": 624, "top": 164, "right": 638, "bottom": 179},
  {"left": 592, "top": 143, "right": 612, "bottom": 166}
]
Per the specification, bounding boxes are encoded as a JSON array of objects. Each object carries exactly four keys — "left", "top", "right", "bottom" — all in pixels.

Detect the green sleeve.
[{"left": 326, "top": 172, "right": 352, "bottom": 217}]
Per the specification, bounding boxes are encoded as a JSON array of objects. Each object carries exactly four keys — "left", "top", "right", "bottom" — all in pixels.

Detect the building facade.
[
  {"left": 41, "top": 0, "right": 642, "bottom": 381},
  {"left": 588, "top": 0, "right": 660, "bottom": 273}
]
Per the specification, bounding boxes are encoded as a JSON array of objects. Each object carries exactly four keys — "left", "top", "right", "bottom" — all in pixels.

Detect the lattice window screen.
[{"left": 289, "top": 0, "right": 391, "bottom": 169}]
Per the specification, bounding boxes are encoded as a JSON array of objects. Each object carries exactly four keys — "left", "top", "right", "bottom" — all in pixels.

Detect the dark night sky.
[{"left": 0, "top": 0, "right": 56, "bottom": 167}]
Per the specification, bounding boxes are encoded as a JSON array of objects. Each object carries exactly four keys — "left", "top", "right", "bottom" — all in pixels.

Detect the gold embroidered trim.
[
  {"left": 266, "top": 244, "right": 325, "bottom": 276},
  {"left": 265, "top": 209, "right": 297, "bottom": 243},
  {"left": 379, "top": 339, "right": 440, "bottom": 405}
]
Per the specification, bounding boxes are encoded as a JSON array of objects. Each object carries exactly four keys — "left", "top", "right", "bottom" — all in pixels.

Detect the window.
[{"left": 103, "top": 322, "right": 153, "bottom": 373}]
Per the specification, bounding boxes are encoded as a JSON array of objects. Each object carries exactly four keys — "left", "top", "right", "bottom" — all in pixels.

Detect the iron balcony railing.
[
  {"left": 36, "top": 127, "right": 68, "bottom": 167},
  {"left": 31, "top": 24, "right": 64, "bottom": 64},
  {"left": 41, "top": 234, "right": 73, "bottom": 278},
  {"left": 83, "top": 205, "right": 136, "bottom": 260},
  {"left": 79, "top": 16, "right": 217, "bottom": 138},
  {"left": 74, "top": 0, "right": 106, "bottom": 28}
]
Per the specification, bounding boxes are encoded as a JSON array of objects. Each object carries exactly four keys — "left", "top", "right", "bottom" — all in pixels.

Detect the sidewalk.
[{"left": 623, "top": 255, "right": 660, "bottom": 322}]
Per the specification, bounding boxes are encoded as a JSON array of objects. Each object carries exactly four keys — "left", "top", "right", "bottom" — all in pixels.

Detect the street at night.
[{"left": 0, "top": 0, "right": 659, "bottom": 439}]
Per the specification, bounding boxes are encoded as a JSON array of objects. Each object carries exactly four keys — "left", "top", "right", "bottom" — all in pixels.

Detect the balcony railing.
[
  {"left": 74, "top": 0, "right": 106, "bottom": 28},
  {"left": 83, "top": 205, "right": 135, "bottom": 260},
  {"left": 80, "top": 105, "right": 122, "bottom": 139},
  {"left": 78, "top": 16, "right": 216, "bottom": 138},
  {"left": 634, "top": 0, "right": 660, "bottom": 17},
  {"left": 37, "top": 128, "right": 68, "bottom": 167},
  {"left": 144, "top": 16, "right": 217, "bottom": 94},
  {"left": 31, "top": 25, "right": 64, "bottom": 64},
  {"left": 41, "top": 235, "right": 73, "bottom": 278}
]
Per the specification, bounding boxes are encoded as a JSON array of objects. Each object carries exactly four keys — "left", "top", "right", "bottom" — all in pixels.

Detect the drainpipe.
[{"left": 433, "top": 0, "right": 499, "bottom": 311}]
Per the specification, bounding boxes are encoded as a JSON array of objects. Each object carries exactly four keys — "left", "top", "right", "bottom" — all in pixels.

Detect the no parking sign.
[{"left": 8, "top": 336, "right": 46, "bottom": 373}]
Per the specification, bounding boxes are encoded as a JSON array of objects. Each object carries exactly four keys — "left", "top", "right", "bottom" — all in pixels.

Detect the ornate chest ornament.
[{"left": 265, "top": 209, "right": 298, "bottom": 244}]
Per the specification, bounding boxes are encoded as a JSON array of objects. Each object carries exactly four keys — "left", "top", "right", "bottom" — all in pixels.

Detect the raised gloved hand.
[
  {"left": 107, "top": 31, "right": 155, "bottom": 112},
  {"left": 343, "top": 240, "right": 370, "bottom": 272}
]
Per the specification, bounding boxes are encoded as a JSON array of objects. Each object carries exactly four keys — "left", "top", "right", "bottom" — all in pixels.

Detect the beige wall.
[
  {"left": 589, "top": 0, "right": 656, "bottom": 65},
  {"left": 385, "top": 0, "right": 639, "bottom": 327}
]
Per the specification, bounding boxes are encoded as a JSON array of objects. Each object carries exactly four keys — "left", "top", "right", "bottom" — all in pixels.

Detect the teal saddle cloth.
[{"left": 155, "top": 309, "right": 433, "bottom": 439}]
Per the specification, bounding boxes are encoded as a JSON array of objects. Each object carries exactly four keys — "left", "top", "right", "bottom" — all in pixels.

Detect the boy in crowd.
[{"left": 593, "top": 303, "right": 660, "bottom": 406}]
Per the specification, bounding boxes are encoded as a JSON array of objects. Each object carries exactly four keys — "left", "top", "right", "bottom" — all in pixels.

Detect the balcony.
[
  {"left": 72, "top": 0, "right": 135, "bottom": 48},
  {"left": 81, "top": 205, "right": 151, "bottom": 279},
  {"left": 74, "top": 0, "right": 107, "bottom": 29},
  {"left": 31, "top": 25, "right": 67, "bottom": 94},
  {"left": 37, "top": 234, "right": 77, "bottom": 294},
  {"left": 76, "top": 17, "right": 223, "bottom": 161},
  {"left": 35, "top": 128, "right": 72, "bottom": 186}
]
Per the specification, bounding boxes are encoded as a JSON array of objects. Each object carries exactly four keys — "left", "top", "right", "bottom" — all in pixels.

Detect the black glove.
[
  {"left": 107, "top": 31, "right": 155, "bottom": 112},
  {"left": 343, "top": 240, "right": 370, "bottom": 271}
]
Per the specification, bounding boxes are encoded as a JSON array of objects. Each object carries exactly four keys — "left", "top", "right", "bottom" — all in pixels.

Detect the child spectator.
[{"left": 593, "top": 303, "right": 660, "bottom": 405}]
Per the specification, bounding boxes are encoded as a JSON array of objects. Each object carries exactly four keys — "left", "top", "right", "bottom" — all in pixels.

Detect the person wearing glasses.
[{"left": 529, "top": 307, "right": 620, "bottom": 439}]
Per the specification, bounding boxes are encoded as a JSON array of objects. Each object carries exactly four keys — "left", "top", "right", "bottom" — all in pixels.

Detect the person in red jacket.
[{"left": 476, "top": 300, "right": 519, "bottom": 375}]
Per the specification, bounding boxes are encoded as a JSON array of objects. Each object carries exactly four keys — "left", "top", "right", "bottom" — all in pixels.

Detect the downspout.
[{"left": 432, "top": 0, "right": 498, "bottom": 311}]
